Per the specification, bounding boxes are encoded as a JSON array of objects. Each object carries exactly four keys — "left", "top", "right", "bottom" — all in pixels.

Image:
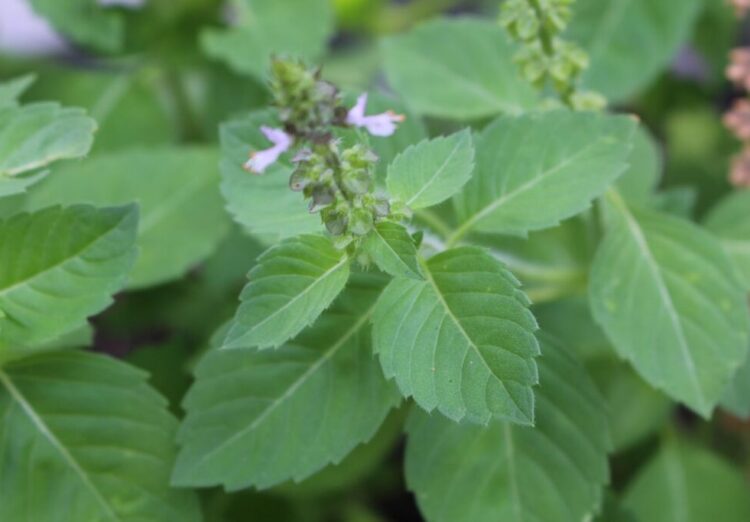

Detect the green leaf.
[
  {"left": 617, "top": 125, "right": 662, "bottom": 204},
  {"left": 28, "top": 0, "right": 124, "bottom": 52},
  {"left": 201, "top": 0, "right": 334, "bottom": 80},
  {"left": 373, "top": 247, "right": 539, "bottom": 425},
  {"left": 381, "top": 18, "right": 536, "bottom": 120},
  {"left": 172, "top": 274, "right": 400, "bottom": 490},
  {"left": 221, "top": 234, "right": 350, "bottom": 350},
  {"left": 220, "top": 111, "right": 321, "bottom": 241},
  {"left": 0, "top": 351, "right": 200, "bottom": 521},
  {"left": 362, "top": 222, "right": 422, "bottom": 280},
  {"left": 704, "top": 190, "right": 750, "bottom": 290},
  {"left": 624, "top": 440, "right": 750, "bottom": 521},
  {"left": 386, "top": 130, "right": 475, "bottom": 210},
  {"left": 0, "top": 102, "right": 96, "bottom": 178},
  {"left": 568, "top": 0, "right": 704, "bottom": 101},
  {"left": 721, "top": 350, "right": 750, "bottom": 419},
  {"left": 0, "top": 75, "right": 34, "bottom": 109},
  {"left": 0, "top": 172, "right": 47, "bottom": 200},
  {"left": 0, "top": 205, "right": 138, "bottom": 360},
  {"left": 453, "top": 111, "right": 635, "bottom": 239},
  {"left": 589, "top": 191, "right": 750, "bottom": 416},
  {"left": 405, "top": 338, "right": 610, "bottom": 522},
  {"left": 20, "top": 146, "right": 231, "bottom": 289}
]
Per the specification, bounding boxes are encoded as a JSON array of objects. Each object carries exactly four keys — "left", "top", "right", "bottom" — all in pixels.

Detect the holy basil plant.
[{"left": 1, "top": 0, "right": 750, "bottom": 520}]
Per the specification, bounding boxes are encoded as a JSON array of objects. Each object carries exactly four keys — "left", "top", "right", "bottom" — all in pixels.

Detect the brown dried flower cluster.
[
  {"left": 724, "top": 45, "right": 750, "bottom": 186},
  {"left": 727, "top": 49, "right": 750, "bottom": 90},
  {"left": 732, "top": 0, "right": 750, "bottom": 17},
  {"left": 730, "top": 149, "right": 750, "bottom": 187}
]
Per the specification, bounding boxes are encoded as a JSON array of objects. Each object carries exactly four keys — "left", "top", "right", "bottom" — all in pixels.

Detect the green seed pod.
[
  {"left": 348, "top": 208, "right": 373, "bottom": 236},
  {"left": 309, "top": 185, "right": 336, "bottom": 212}
]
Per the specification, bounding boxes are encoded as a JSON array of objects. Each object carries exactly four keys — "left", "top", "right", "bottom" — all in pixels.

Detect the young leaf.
[
  {"left": 405, "top": 339, "right": 610, "bottom": 522},
  {"left": 0, "top": 351, "right": 201, "bottom": 521},
  {"left": 172, "top": 274, "right": 400, "bottom": 490},
  {"left": 568, "top": 0, "right": 703, "bottom": 102},
  {"left": 20, "top": 147, "right": 231, "bottom": 289},
  {"left": 721, "top": 351, "right": 750, "bottom": 419},
  {"left": 589, "top": 191, "right": 750, "bottom": 416},
  {"left": 624, "top": 440, "right": 750, "bottom": 521},
  {"left": 201, "top": 0, "right": 333, "bottom": 80},
  {"left": 0, "top": 205, "right": 138, "bottom": 360},
  {"left": 386, "top": 129, "right": 475, "bottom": 210},
  {"left": 28, "top": 0, "right": 124, "bottom": 52},
  {"left": 453, "top": 111, "right": 635, "bottom": 239},
  {"left": 221, "top": 234, "right": 350, "bottom": 350},
  {"left": 381, "top": 18, "right": 536, "bottom": 120},
  {"left": 373, "top": 247, "right": 539, "bottom": 425},
  {"left": 220, "top": 111, "right": 321, "bottom": 241},
  {"left": 0, "top": 102, "right": 96, "bottom": 178},
  {"left": 362, "top": 222, "right": 422, "bottom": 280},
  {"left": 704, "top": 190, "right": 750, "bottom": 290},
  {"left": 0, "top": 75, "right": 34, "bottom": 109}
]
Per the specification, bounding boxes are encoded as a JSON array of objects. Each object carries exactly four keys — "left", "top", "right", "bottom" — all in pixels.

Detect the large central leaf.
[
  {"left": 0, "top": 351, "right": 200, "bottom": 521},
  {"left": 173, "top": 274, "right": 400, "bottom": 490},
  {"left": 406, "top": 339, "right": 611, "bottom": 522},
  {"left": 589, "top": 191, "right": 750, "bottom": 416},
  {"left": 373, "top": 247, "right": 539, "bottom": 425},
  {"left": 454, "top": 111, "right": 635, "bottom": 239}
]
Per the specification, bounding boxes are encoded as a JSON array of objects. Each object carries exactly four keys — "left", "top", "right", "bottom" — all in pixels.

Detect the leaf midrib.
[
  {"left": 0, "top": 370, "right": 121, "bottom": 521},
  {"left": 608, "top": 190, "right": 706, "bottom": 409},
  {"left": 405, "top": 135, "right": 466, "bottom": 207}
]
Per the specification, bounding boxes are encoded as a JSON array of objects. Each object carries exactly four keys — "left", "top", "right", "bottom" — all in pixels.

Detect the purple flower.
[
  {"left": 346, "top": 93, "right": 404, "bottom": 137},
  {"left": 243, "top": 126, "right": 293, "bottom": 174}
]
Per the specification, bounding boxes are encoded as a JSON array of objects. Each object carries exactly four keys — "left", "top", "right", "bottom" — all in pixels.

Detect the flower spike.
[
  {"left": 346, "top": 93, "right": 405, "bottom": 137},
  {"left": 243, "top": 126, "right": 293, "bottom": 174}
]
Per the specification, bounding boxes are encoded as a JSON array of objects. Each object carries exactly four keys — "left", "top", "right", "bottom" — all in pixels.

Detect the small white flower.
[
  {"left": 243, "top": 126, "right": 293, "bottom": 174},
  {"left": 346, "top": 93, "right": 405, "bottom": 137}
]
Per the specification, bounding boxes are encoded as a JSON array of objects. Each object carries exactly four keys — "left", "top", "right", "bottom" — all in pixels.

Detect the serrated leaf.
[
  {"left": 0, "top": 205, "right": 138, "bottom": 360},
  {"left": 172, "top": 274, "right": 400, "bottom": 490},
  {"left": 0, "top": 75, "right": 34, "bottom": 109},
  {"left": 201, "top": 0, "right": 333, "bottom": 80},
  {"left": 704, "top": 190, "right": 750, "bottom": 290},
  {"left": 721, "top": 349, "right": 750, "bottom": 419},
  {"left": 221, "top": 234, "right": 350, "bottom": 350},
  {"left": 381, "top": 18, "right": 536, "bottom": 120},
  {"left": 373, "top": 247, "right": 539, "bottom": 425},
  {"left": 0, "top": 102, "right": 96, "bottom": 177},
  {"left": 28, "top": 0, "right": 124, "bottom": 52},
  {"left": 453, "top": 111, "right": 635, "bottom": 238},
  {"left": 624, "top": 440, "right": 750, "bottom": 521},
  {"left": 220, "top": 111, "right": 321, "bottom": 241},
  {"left": 405, "top": 338, "right": 610, "bottom": 522},
  {"left": 568, "top": 0, "right": 703, "bottom": 101},
  {"left": 362, "top": 222, "right": 422, "bottom": 280},
  {"left": 20, "top": 147, "right": 231, "bottom": 289},
  {"left": 386, "top": 129, "right": 475, "bottom": 210},
  {"left": 589, "top": 191, "right": 750, "bottom": 416},
  {"left": 0, "top": 351, "right": 201, "bottom": 521}
]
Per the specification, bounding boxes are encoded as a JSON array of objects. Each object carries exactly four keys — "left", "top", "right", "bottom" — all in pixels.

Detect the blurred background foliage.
[{"left": 1, "top": 0, "right": 748, "bottom": 520}]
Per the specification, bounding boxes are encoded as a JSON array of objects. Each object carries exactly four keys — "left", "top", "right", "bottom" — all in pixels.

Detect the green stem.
[{"left": 414, "top": 209, "right": 453, "bottom": 240}]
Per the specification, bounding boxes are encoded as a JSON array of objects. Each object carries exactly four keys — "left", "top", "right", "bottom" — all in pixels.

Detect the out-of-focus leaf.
[
  {"left": 617, "top": 125, "right": 661, "bottom": 204},
  {"left": 172, "top": 274, "right": 400, "bottom": 490},
  {"left": 20, "top": 146, "right": 230, "bottom": 289},
  {"left": 0, "top": 351, "right": 201, "bottom": 521},
  {"left": 28, "top": 0, "right": 125, "bottom": 52},
  {"left": 721, "top": 349, "right": 750, "bottom": 419},
  {"left": 0, "top": 74, "right": 34, "bottom": 108},
  {"left": 653, "top": 186, "right": 698, "bottom": 219},
  {"left": 405, "top": 338, "right": 610, "bottom": 522},
  {"left": 0, "top": 102, "right": 95, "bottom": 177},
  {"left": 0, "top": 205, "right": 138, "bottom": 361},
  {"left": 373, "top": 247, "right": 539, "bottom": 425},
  {"left": 454, "top": 111, "right": 635, "bottom": 237},
  {"left": 201, "top": 0, "right": 334, "bottom": 80},
  {"left": 704, "top": 190, "right": 750, "bottom": 290},
  {"left": 381, "top": 18, "right": 536, "bottom": 120},
  {"left": 624, "top": 439, "right": 750, "bottom": 521},
  {"left": 589, "top": 191, "right": 750, "bottom": 416},
  {"left": 568, "top": 0, "right": 704, "bottom": 101}
]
